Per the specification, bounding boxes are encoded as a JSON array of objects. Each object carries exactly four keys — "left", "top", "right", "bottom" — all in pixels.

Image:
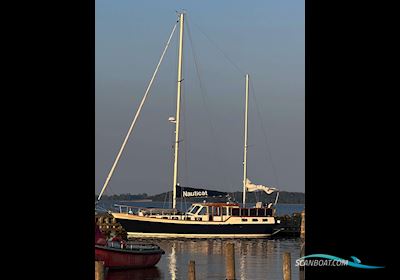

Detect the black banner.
[{"left": 176, "top": 185, "right": 228, "bottom": 198}]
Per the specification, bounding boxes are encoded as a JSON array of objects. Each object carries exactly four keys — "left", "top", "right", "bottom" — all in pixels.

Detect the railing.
[
  {"left": 113, "top": 204, "right": 180, "bottom": 216},
  {"left": 113, "top": 204, "right": 274, "bottom": 221}
]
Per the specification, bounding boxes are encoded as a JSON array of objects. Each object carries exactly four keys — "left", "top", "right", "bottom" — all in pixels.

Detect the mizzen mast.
[{"left": 242, "top": 74, "right": 249, "bottom": 207}]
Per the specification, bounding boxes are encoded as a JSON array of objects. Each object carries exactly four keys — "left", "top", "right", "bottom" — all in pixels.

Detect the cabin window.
[
  {"left": 198, "top": 207, "right": 207, "bottom": 215},
  {"left": 242, "top": 218, "right": 248, "bottom": 222},
  {"left": 213, "top": 207, "right": 221, "bottom": 216},
  {"left": 266, "top": 208, "right": 273, "bottom": 216},
  {"left": 256, "top": 208, "right": 266, "bottom": 217},
  {"left": 250, "top": 209, "right": 257, "bottom": 216},
  {"left": 232, "top": 208, "right": 240, "bottom": 216},
  {"left": 222, "top": 207, "right": 227, "bottom": 216},
  {"left": 263, "top": 208, "right": 267, "bottom": 216},
  {"left": 191, "top": 206, "right": 200, "bottom": 214},
  {"left": 240, "top": 208, "right": 249, "bottom": 216}
]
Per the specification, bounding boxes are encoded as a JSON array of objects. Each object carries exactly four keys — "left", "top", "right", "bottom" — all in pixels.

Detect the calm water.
[
  {"left": 99, "top": 201, "right": 304, "bottom": 280},
  {"left": 106, "top": 238, "right": 302, "bottom": 280}
]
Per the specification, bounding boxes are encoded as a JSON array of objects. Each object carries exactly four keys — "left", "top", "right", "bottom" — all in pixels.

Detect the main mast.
[
  {"left": 172, "top": 12, "right": 185, "bottom": 209},
  {"left": 242, "top": 74, "right": 249, "bottom": 207}
]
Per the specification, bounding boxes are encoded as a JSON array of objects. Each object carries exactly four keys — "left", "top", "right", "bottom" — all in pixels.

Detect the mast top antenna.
[{"left": 176, "top": 9, "right": 187, "bottom": 15}]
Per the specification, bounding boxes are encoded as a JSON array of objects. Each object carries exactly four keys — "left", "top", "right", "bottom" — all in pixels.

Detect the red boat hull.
[{"left": 95, "top": 245, "right": 163, "bottom": 269}]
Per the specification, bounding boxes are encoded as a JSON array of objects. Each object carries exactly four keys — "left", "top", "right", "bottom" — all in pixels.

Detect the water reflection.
[
  {"left": 119, "top": 238, "right": 302, "bottom": 280},
  {"left": 168, "top": 242, "right": 177, "bottom": 280},
  {"left": 239, "top": 241, "right": 246, "bottom": 280},
  {"left": 106, "top": 267, "right": 161, "bottom": 280}
]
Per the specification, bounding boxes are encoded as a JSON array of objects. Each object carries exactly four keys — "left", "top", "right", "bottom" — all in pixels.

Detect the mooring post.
[
  {"left": 95, "top": 260, "right": 104, "bottom": 280},
  {"left": 299, "top": 241, "right": 305, "bottom": 280},
  {"left": 300, "top": 210, "right": 305, "bottom": 240},
  {"left": 283, "top": 252, "right": 291, "bottom": 280},
  {"left": 299, "top": 210, "right": 305, "bottom": 280},
  {"left": 226, "top": 243, "right": 236, "bottom": 280},
  {"left": 188, "top": 260, "right": 196, "bottom": 280}
]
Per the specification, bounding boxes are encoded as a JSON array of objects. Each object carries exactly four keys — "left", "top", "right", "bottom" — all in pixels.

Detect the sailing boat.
[{"left": 97, "top": 12, "right": 282, "bottom": 238}]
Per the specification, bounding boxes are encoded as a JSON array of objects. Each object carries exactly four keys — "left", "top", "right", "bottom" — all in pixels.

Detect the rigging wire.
[
  {"left": 96, "top": 166, "right": 117, "bottom": 203},
  {"left": 165, "top": 23, "right": 180, "bottom": 209},
  {"left": 188, "top": 16, "right": 245, "bottom": 77},
  {"left": 250, "top": 81, "right": 281, "bottom": 188},
  {"left": 98, "top": 14, "right": 282, "bottom": 206},
  {"left": 181, "top": 79, "right": 189, "bottom": 212},
  {"left": 180, "top": 19, "right": 192, "bottom": 212},
  {"left": 97, "top": 21, "right": 179, "bottom": 201},
  {"left": 185, "top": 16, "right": 231, "bottom": 189},
  {"left": 183, "top": 16, "right": 282, "bottom": 205},
  {"left": 187, "top": 16, "right": 253, "bottom": 198},
  {"left": 181, "top": 40, "right": 190, "bottom": 198},
  {"left": 163, "top": 189, "right": 168, "bottom": 209}
]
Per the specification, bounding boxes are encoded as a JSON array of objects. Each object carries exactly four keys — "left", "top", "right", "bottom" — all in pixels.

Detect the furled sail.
[
  {"left": 176, "top": 185, "right": 229, "bottom": 198},
  {"left": 245, "top": 178, "right": 278, "bottom": 194}
]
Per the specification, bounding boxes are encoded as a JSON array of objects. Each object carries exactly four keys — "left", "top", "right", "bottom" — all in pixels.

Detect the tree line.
[{"left": 96, "top": 190, "right": 304, "bottom": 204}]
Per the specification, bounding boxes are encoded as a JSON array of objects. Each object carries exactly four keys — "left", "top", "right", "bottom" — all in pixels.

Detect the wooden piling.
[
  {"left": 299, "top": 242, "right": 305, "bottom": 280},
  {"left": 226, "top": 243, "right": 236, "bottom": 280},
  {"left": 300, "top": 210, "right": 305, "bottom": 240},
  {"left": 299, "top": 211, "right": 305, "bottom": 280},
  {"left": 283, "top": 252, "right": 291, "bottom": 280},
  {"left": 188, "top": 260, "right": 196, "bottom": 280},
  {"left": 95, "top": 261, "right": 104, "bottom": 280}
]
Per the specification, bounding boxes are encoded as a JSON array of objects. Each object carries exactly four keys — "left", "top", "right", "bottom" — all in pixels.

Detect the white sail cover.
[{"left": 246, "top": 178, "right": 278, "bottom": 194}]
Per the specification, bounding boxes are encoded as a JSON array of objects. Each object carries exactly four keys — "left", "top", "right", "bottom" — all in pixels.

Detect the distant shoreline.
[
  {"left": 118, "top": 199, "right": 153, "bottom": 203},
  {"left": 96, "top": 190, "right": 304, "bottom": 204}
]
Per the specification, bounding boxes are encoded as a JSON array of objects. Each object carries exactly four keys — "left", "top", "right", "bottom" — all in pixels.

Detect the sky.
[{"left": 95, "top": 0, "right": 305, "bottom": 196}]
